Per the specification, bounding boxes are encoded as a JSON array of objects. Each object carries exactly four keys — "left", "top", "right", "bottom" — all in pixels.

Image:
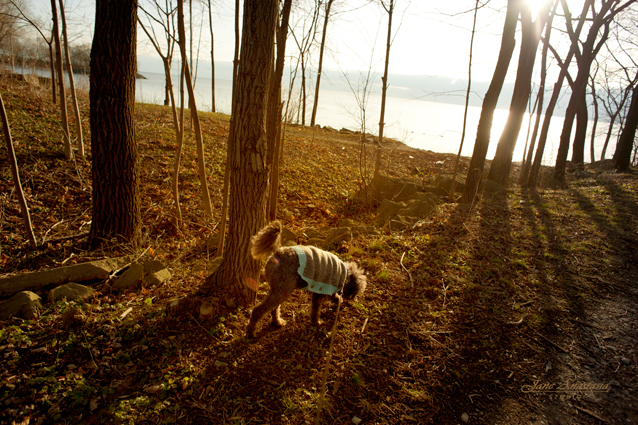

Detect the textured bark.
[
  {"left": 89, "top": 0, "right": 141, "bottom": 247},
  {"left": 461, "top": 0, "right": 519, "bottom": 203},
  {"left": 487, "top": 5, "right": 548, "bottom": 186},
  {"left": 614, "top": 82, "right": 638, "bottom": 171},
  {"left": 201, "top": 0, "right": 277, "bottom": 307}
]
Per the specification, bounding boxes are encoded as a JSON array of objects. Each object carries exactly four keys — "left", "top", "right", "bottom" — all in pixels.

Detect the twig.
[
  {"left": 41, "top": 231, "right": 89, "bottom": 246},
  {"left": 575, "top": 406, "right": 609, "bottom": 423},
  {"left": 360, "top": 317, "right": 368, "bottom": 333},
  {"left": 442, "top": 280, "right": 449, "bottom": 310},
  {"left": 189, "top": 314, "right": 220, "bottom": 342},
  {"left": 399, "top": 252, "right": 414, "bottom": 289},
  {"left": 534, "top": 332, "right": 568, "bottom": 354},
  {"left": 315, "top": 296, "right": 342, "bottom": 425},
  {"left": 109, "top": 246, "right": 151, "bottom": 279},
  {"left": 504, "top": 314, "right": 531, "bottom": 326},
  {"left": 119, "top": 307, "right": 133, "bottom": 320}
]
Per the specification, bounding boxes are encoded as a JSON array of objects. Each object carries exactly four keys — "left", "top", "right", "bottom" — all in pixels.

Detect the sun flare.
[{"left": 526, "top": 0, "right": 551, "bottom": 16}]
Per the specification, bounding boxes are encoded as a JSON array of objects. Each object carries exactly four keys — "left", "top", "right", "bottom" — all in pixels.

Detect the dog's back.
[{"left": 251, "top": 220, "right": 283, "bottom": 260}]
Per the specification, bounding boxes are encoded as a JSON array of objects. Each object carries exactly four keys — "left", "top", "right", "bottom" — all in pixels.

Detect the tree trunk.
[
  {"left": 207, "top": 0, "right": 216, "bottom": 113},
  {"left": 267, "top": 0, "right": 293, "bottom": 221},
  {"left": 615, "top": 81, "right": 638, "bottom": 171},
  {"left": 58, "top": 0, "right": 84, "bottom": 157},
  {"left": 89, "top": 0, "right": 141, "bottom": 247},
  {"left": 177, "top": 0, "right": 214, "bottom": 221},
  {"left": 373, "top": 0, "right": 394, "bottom": 189},
  {"left": 50, "top": 0, "right": 72, "bottom": 159},
  {"left": 450, "top": 0, "right": 479, "bottom": 202},
  {"left": 527, "top": 0, "right": 593, "bottom": 188},
  {"left": 217, "top": 0, "right": 241, "bottom": 257},
  {"left": 1, "top": 93, "right": 37, "bottom": 246},
  {"left": 310, "top": 0, "right": 335, "bottom": 127},
  {"left": 460, "top": 0, "right": 519, "bottom": 203},
  {"left": 48, "top": 40, "right": 56, "bottom": 104},
  {"left": 589, "top": 74, "right": 598, "bottom": 163},
  {"left": 200, "top": 0, "right": 278, "bottom": 307},
  {"left": 487, "top": 5, "right": 547, "bottom": 186},
  {"left": 519, "top": 0, "right": 558, "bottom": 186},
  {"left": 571, "top": 98, "right": 588, "bottom": 168}
]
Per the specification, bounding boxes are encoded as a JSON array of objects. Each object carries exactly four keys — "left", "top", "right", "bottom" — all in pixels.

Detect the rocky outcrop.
[{"left": 0, "top": 291, "right": 43, "bottom": 320}]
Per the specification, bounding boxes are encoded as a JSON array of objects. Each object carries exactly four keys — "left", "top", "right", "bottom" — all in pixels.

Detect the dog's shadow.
[{"left": 200, "top": 292, "right": 352, "bottom": 419}]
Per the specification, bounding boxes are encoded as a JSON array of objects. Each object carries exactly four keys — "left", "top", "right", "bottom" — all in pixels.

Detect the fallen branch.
[{"left": 400, "top": 252, "right": 414, "bottom": 289}]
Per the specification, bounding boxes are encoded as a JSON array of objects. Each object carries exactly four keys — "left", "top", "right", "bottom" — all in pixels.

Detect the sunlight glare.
[{"left": 526, "top": 0, "right": 551, "bottom": 17}]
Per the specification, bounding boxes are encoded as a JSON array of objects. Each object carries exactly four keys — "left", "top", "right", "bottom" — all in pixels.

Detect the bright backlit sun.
[{"left": 526, "top": 0, "right": 551, "bottom": 16}]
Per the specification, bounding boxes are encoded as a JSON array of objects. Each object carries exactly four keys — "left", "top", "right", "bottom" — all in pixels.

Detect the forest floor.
[{"left": 1, "top": 73, "right": 637, "bottom": 425}]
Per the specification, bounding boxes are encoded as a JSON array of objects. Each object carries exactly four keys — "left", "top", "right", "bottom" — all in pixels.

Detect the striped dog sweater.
[{"left": 291, "top": 246, "right": 348, "bottom": 295}]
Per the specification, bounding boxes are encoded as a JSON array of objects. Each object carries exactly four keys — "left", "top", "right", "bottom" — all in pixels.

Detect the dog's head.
[{"left": 342, "top": 262, "right": 367, "bottom": 300}]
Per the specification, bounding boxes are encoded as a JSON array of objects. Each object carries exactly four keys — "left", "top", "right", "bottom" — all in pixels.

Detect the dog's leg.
[
  {"left": 246, "top": 287, "right": 294, "bottom": 338},
  {"left": 311, "top": 293, "right": 330, "bottom": 325}
]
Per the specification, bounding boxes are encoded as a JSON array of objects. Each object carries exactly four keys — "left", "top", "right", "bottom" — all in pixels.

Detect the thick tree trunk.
[
  {"left": 487, "top": 6, "right": 547, "bottom": 186},
  {"left": 89, "top": 0, "right": 141, "bottom": 247},
  {"left": 461, "top": 0, "right": 519, "bottom": 203},
  {"left": 615, "top": 82, "right": 638, "bottom": 171},
  {"left": 200, "top": 0, "right": 278, "bottom": 307},
  {"left": 571, "top": 99, "right": 589, "bottom": 167},
  {"left": 589, "top": 76, "right": 598, "bottom": 163}
]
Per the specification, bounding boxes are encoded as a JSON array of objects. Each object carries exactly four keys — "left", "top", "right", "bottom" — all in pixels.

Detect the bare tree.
[
  {"left": 139, "top": 0, "right": 184, "bottom": 228},
  {"left": 614, "top": 71, "right": 638, "bottom": 170},
  {"left": 310, "top": 0, "right": 336, "bottom": 127},
  {"left": 461, "top": 0, "right": 519, "bottom": 203},
  {"left": 266, "top": 0, "right": 293, "bottom": 221},
  {"left": 58, "top": 0, "right": 84, "bottom": 157},
  {"left": 486, "top": 1, "right": 551, "bottom": 186},
  {"left": 552, "top": 0, "right": 636, "bottom": 181},
  {"left": 200, "top": 0, "right": 278, "bottom": 307},
  {"left": 206, "top": 0, "right": 216, "bottom": 112},
  {"left": 177, "top": 0, "right": 214, "bottom": 220},
  {"left": 50, "top": 0, "right": 72, "bottom": 159}
]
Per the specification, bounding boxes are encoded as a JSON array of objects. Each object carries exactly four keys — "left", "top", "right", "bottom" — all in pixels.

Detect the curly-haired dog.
[{"left": 246, "top": 221, "right": 366, "bottom": 338}]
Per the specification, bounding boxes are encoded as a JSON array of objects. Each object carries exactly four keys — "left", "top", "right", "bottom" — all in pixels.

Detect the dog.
[{"left": 246, "top": 221, "right": 367, "bottom": 339}]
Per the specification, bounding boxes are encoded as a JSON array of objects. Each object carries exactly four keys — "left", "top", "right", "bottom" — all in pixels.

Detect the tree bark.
[
  {"left": 201, "top": 0, "right": 278, "bottom": 307},
  {"left": 461, "top": 0, "right": 519, "bottom": 203},
  {"left": 207, "top": 0, "right": 216, "bottom": 113},
  {"left": 487, "top": 5, "right": 548, "bottom": 186},
  {"left": 615, "top": 81, "right": 638, "bottom": 171},
  {"left": 89, "top": 0, "right": 141, "bottom": 247}
]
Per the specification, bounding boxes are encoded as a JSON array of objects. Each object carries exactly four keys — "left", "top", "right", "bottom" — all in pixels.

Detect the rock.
[
  {"left": 387, "top": 215, "right": 419, "bottom": 231},
  {"left": 280, "top": 227, "right": 298, "bottom": 245},
  {"left": 352, "top": 416, "right": 362, "bottom": 425},
  {"left": 352, "top": 226, "right": 379, "bottom": 236},
  {"left": 423, "top": 186, "right": 448, "bottom": 198},
  {"left": 323, "top": 126, "right": 337, "bottom": 132},
  {"left": 143, "top": 259, "right": 166, "bottom": 273},
  {"left": 306, "top": 238, "right": 325, "bottom": 247},
  {"left": 375, "top": 199, "right": 407, "bottom": 227},
  {"left": 112, "top": 264, "right": 145, "bottom": 290},
  {"left": 480, "top": 179, "right": 507, "bottom": 196},
  {"left": 214, "top": 360, "right": 228, "bottom": 368},
  {"left": 323, "top": 227, "right": 353, "bottom": 249},
  {"left": 0, "top": 291, "right": 42, "bottom": 320},
  {"left": 339, "top": 128, "right": 354, "bottom": 134},
  {"left": 303, "top": 228, "right": 327, "bottom": 239},
  {"left": 0, "top": 256, "right": 132, "bottom": 297},
  {"left": 372, "top": 174, "right": 422, "bottom": 203},
  {"left": 337, "top": 219, "right": 358, "bottom": 228},
  {"left": 199, "top": 301, "right": 216, "bottom": 320},
  {"left": 432, "top": 174, "right": 465, "bottom": 194},
  {"left": 461, "top": 412, "right": 469, "bottom": 423},
  {"left": 48, "top": 282, "right": 96, "bottom": 303},
  {"left": 144, "top": 268, "right": 172, "bottom": 287}
]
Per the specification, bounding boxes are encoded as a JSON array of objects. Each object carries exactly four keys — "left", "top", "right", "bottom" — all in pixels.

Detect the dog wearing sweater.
[{"left": 246, "top": 221, "right": 367, "bottom": 339}]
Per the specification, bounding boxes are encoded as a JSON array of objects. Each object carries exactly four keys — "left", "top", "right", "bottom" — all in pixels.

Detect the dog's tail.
[{"left": 251, "top": 221, "right": 283, "bottom": 260}]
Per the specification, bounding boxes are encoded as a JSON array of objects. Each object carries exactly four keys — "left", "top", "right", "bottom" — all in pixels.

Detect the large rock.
[
  {"left": 0, "top": 291, "right": 43, "bottom": 320},
  {"left": 112, "top": 264, "right": 145, "bottom": 290},
  {"left": 323, "top": 227, "right": 353, "bottom": 249},
  {"left": 0, "top": 256, "right": 132, "bottom": 297},
  {"left": 375, "top": 199, "right": 407, "bottom": 227},
  {"left": 144, "top": 269, "right": 172, "bottom": 287},
  {"left": 48, "top": 282, "right": 95, "bottom": 303},
  {"left": 356, "top": 175, "right": 422, "bottom": 204}
]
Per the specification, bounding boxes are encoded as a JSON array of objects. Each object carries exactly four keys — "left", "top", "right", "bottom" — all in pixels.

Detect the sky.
[{"left": 21, "top": 0, "right": 541, "bottom": 83}]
